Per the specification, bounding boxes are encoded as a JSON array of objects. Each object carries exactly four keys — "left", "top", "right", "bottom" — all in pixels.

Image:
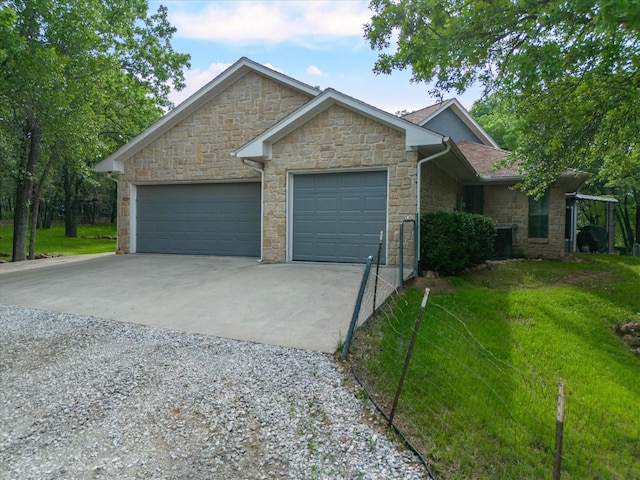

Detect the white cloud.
[
  {"left": 170, "top": 1, "right": 370, "bottom": 46},
  {"left": 263, "top": 63, "right": 284, "bottom": 74},
  {"left": 168, "top": 62, "right": 231, "bottom": 107},
  {"left": 306, "top": 65, "right": 327, "bottom": 76}
]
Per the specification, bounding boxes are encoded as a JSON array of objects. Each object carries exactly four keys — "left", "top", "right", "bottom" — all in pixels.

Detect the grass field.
[
  {"left": 350, "top": 255, "right": 640, "bottom": 479},
  {"left": 0, "top": 223, "right": 117, "bottom": 260}
]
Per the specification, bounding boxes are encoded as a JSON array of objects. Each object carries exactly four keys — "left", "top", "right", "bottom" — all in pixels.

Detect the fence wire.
[{"left": 345, "top": 268, "right": 639, "bottom": 480}]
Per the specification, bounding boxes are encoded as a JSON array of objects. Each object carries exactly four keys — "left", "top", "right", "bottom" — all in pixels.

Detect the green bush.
[{"left": 420, "top": 211, "right": 496, "bottom": 276}]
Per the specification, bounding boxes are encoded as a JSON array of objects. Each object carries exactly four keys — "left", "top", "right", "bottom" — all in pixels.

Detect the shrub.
[{"left": 420, "top": 211, "right": 496, "bottom": 276}]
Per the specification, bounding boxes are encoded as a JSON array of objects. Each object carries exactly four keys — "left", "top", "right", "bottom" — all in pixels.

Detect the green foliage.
[
  {"left": 469, "top": 94, "right": 521, "bottom": 152},
  {"left": 0, "top": 0, "right": 190, "bottom": 260},
  {"left": 366, "top": 0, "right": 639, "bottom": 235},
  {"left": 420, "top": 210, "right": 496, "bottom": 276},
  {"left": 354, "top": 255, "right": 640, "bottom": 478}
]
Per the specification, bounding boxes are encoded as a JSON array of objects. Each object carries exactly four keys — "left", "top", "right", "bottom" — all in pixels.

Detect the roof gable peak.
[
  {"left": 404, "top": 98, "right": 499, "bottom": 148},
  {"left": 95, "top": 58, "right": 321, "bottom": 173}
]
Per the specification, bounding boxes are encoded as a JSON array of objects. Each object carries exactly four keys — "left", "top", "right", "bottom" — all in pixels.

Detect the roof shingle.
[{"left": 456, "top": 141, "right": 520, "bottom": 178}]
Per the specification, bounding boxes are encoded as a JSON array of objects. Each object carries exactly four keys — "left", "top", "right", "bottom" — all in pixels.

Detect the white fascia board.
[
  {"left": 234, "top": 89, "right": 444, "bottom": 160},
  {"left": 93, "top": 57, "right": 320, "bottom": 172}
]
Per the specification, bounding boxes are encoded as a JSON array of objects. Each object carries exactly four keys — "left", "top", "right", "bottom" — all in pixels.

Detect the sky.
[{"left": 149, "top": 0, "right": 483, "bottom": 114}]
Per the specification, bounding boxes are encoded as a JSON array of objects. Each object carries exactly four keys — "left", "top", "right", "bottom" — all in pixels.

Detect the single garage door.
[
  {"left": 292, "top": 171, "right": 387, "bottom": 263},
  {"left": 136, "top": 183, "right": 260, "bottom": 256}
]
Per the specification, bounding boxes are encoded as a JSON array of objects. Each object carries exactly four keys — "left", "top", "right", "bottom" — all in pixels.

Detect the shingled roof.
[
  {"left": 456, "top": 141, "right": 520, "bottom": 179},
  {"left": 401, "top": 101, "right": 448, "bottom": 124}
]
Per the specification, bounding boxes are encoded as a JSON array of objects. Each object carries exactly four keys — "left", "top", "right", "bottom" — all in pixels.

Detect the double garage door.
[
  {"left": 136, "top": 171, "right": 387, "bottom": 263},
  {"left": 136, "top": 183, "right": 261, "bottom": 256}
]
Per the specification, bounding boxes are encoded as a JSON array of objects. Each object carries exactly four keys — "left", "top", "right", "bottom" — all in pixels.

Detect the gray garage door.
[
  {"left": 137, "top": 183, "right": 260, "bottom": 256},
  {"left": 292, "top": 171, "right": 387, "bottom": 263}
]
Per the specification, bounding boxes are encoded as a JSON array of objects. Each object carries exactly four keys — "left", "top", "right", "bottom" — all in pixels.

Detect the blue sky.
[{"left": 150, "top": 0, "right": 483, "bottom": 114}]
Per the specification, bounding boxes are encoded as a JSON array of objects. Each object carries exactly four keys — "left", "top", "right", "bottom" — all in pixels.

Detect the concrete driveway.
[{"left": 0, "top": 254, "right": 368, "bottom": 353}]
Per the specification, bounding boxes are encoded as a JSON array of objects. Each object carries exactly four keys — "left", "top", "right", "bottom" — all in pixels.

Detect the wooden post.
[{"left": 553, "top": 382, "right": 566, "bottom": 480}]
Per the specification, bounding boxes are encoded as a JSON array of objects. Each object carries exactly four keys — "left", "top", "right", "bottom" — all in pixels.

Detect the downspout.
[
  {"left": 416, "top": 137, "right": 451, "bottom": 263},
  {"left": 242, "top": 159, "right": 265, "bottom": 263}
]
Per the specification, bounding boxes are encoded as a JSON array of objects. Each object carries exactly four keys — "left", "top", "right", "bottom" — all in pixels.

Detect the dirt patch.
[
  {"left": 557, "top": 270, "right": 616, "bottom": 288},
  {"left": 613, "top": 320, "right": 640, "bottom": 357},
  {"left": 406, "top": 273, "right": 456, "bottom": 294}
]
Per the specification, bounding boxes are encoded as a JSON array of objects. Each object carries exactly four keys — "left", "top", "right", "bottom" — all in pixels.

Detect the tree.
[
  {"left": 366, "top": 0, "right": 639, "bottom": 244},
  {"left": 469, "top": 95, "right": 521, "bottom": 152},
  {"left": 472, "top": 94, "right": 639, "bottom": 252},
  {"left": 0, "top": 0, "right": 190, "bottom": 261}
]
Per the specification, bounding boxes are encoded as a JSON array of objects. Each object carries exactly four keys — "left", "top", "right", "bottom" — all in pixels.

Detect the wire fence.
[{"left": 343, "top": 262, "right": 639, "bottom": 479}]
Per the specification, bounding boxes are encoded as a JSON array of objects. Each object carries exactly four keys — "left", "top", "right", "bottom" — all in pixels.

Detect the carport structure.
[{"left": 565, "top": 192, "right": 618, "bottom": 253}]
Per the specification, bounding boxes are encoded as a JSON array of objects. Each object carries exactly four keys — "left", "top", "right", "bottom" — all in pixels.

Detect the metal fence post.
[
  {"left": 341, "top": 256, "right": 373, "bottom": 360},
  {"left": 389, "top": 288, "right": 430, "bottom": 425},
  {"left": 372, "top": 231, "right": 383, "bottom": 315}
]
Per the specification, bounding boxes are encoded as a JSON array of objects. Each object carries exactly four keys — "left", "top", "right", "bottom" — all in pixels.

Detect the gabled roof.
[
  {"left": 233, "top": 88, "right": 444, "bottom": 161},
  {"left": 402, "top": 98, "right": 500, "bottom": 148},
  {"left": 95, "top": 58, "right": 321, "bottom": 173}
]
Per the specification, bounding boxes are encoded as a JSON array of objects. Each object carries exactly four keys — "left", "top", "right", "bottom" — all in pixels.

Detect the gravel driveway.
[{"left": 0, "top": 305, "right": 425, "bottom": 479}]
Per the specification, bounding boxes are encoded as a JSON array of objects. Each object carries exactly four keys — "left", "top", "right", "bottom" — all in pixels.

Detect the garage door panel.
[
  {"left": 137, "top": 183, "right": 260, "bottom": 256},
  {"left": 292, "top": 171, "right": 387, "bottom": 263}
]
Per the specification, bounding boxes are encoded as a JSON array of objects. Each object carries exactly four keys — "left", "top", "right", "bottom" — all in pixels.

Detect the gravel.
[{"left": 0, "top": 304, "right": 425, "bottom": 479}]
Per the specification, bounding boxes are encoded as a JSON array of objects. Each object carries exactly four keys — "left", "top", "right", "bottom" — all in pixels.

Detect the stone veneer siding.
[
  {"left": 116, "top": 72, "right": 313, "bottom": 254},
  {"left": 483, "top": 184, "right": 566, "bottom": 259},
  {"left": 420, "top": 161, "right": 462, "bottom": 213},
  {"left": 265, "top": 104, "right": 418, "bottom": 265}
]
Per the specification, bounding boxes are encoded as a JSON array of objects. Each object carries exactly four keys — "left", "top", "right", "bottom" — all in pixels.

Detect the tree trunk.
[
  {"left": 634, "top": 191, "right": 640, "bottom": 245},
  {"left": 28, "top": 198, "right": 40, "bottom": 260},
  {"left": 12, "top": 118, "right": 41, "bottom": 262},
  {"left": 28, "top": 156, "right": 56, "bottom": 259},
  {"left": 64, "top": 177, "right": 82, "bottom": 238}
]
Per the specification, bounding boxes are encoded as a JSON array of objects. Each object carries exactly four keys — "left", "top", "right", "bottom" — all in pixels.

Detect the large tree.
[
  {"left": 366, "top": 0, "right": 639, "bottom": 244},
  {"left": 0, "top": 0, "right": 189, "bottom": 261}
]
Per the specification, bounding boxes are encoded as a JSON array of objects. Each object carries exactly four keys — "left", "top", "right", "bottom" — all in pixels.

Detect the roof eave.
[{"left": 94, "top": 157, "right": 124, "bottom": 174}]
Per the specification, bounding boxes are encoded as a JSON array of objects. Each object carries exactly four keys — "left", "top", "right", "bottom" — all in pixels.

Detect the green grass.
[
  {"left": 351, "top": 255, "right": 640, "bottom": 479},
  {"left": 0, "top": 223, "right": 117, "bottom": 260}
]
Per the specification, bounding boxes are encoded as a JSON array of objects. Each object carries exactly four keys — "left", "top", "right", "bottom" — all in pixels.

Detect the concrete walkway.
[{"left": 0, "top": 254, "right": 369, "bottom": 353}]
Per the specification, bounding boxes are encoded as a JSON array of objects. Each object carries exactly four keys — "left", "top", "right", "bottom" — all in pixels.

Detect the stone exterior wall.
[
  {"left": 420, "top": 161, "right": 462, "bottom": 213},
  {"left": 484, "top": 184, "right": 566, "bottom": 259},
  {"left": 116, "top": 72, "right": 313, "bottom": 253},
  {"left": 266, "top": 104, "right": 417, "bottom": 265}
]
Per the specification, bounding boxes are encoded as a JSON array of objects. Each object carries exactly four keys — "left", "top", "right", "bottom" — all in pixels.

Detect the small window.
[{"left": 528, "top": 191, "right": 549, "bottom": 238}]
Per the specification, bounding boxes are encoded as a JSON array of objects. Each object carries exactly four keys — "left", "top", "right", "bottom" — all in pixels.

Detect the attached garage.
[
  {"left": 291, "top": 170, "right": 387, "bottom": 263},
  {"left": 136, "top": 183, "right": 260, "bottom": 256}
]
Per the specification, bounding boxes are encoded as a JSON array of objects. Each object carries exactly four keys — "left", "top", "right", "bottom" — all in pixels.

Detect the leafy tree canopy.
[
  {"left": 366, "top": 0, "right": 639, "bottom": 196},
  {"left": 0, "top": 0, "right": 190, "bottom": 260}
]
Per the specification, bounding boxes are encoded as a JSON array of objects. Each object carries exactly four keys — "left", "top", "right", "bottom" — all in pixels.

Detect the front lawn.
[
  {"left": 0, "top": 223, "right": 117, "bottom": 260},
  {"left": 350, "top": 255, "right": 640, "bottom": 479}
]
